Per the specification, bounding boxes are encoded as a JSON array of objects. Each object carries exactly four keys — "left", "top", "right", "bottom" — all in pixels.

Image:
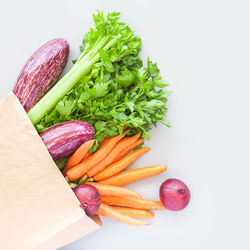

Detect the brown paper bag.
[{"left": 0, "top": 93, "right": 100, "bottom": 250}]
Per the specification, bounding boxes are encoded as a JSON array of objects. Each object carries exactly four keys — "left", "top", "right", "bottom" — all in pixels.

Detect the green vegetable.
[
  {"left": 28, "top": 11, "right": 137, "bottom": 124},
  {"left": 34, "top": 11, "right": 170, "bottom": 149},
  {"left": 55, "top": 156, "right": 69, "bottom": 170}
]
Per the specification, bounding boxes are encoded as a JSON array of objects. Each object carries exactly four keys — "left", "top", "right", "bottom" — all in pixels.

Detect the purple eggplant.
[
  {"left": 40, "top": 121, "right": 95, "bottom": 161},
  {"left": 13, "top": 38, "right": 69, "bottom": 112}
]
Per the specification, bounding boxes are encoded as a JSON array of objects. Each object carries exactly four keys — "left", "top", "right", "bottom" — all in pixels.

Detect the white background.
[{"left": 0, "top": 0, "right": 250, "bottom": 249}]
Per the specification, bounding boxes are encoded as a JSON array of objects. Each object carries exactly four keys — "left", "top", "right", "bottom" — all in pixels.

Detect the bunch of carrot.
[{"left": 63, "top": 132, "right": 167, "bottom": 226}]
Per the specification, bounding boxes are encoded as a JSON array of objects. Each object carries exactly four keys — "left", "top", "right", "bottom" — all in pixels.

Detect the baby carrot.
[
  {"left": 97, "top": 203, "right": 150, "bottom": 226},
  {"left": 66, "top": 140, "right": 95, "bottom": 168},
  {"left": 114, "top": 138, "right": 144, "bottom": 162},
  {"left": 112, "top": 207, "right": 154, "bottom": 219},
  {"left": 94, "top": 147, "right": 151, "bottom": 181},
  {"left": 99, "top": 165, "right": 167, "bottom": 186},
  {"left": 101, "top": 196, "right": 165, "bottom": 210},
  {"left": 87, "top": 182, "right": 140, "bottom": 197},
  {"left": 87, "top": 133, "right": 141, "bottom": 177},
  {"left": 67, "top": 134, "right": 125, "bottom": 181}
]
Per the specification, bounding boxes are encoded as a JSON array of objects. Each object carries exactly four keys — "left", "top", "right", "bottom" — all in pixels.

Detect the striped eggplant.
[
  {"left": 40, "top": 121, "right": 95, "bottom": 161},
  {"left": 13, "top": 38, "right": 69, "bottom": 112}
]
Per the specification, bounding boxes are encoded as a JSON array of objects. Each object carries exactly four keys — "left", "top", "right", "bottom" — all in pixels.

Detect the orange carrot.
[
  {"left": 82, "top": 151, "right": 91, "bottom": 161},
  {"left": 114, "top": 138, "right": 144, "bottom": 162},
  {"left": 99, "top": 165, "right": 167, "bottom": 186},
  {"left": 99, "top": 137, "right": 110, "bottom": 149},
  {"left": 97, "top": 203, "right": 150, "bottom": 226},
  {"left": 81, "top": 138, "right": 109, "bottom": 162},
  {"left": 67, "top": 134, "right": 125, "bottom": 181},
  {"left": 101, "top": 196, "right": 165, "bottom": 210},
  {"left": 112, "top": 207, "right": 154, "bottom": 219},
  {"left": 82, "top": 138, "right": 110, "bottom": 162},
  {"left": 94, "top": 147, "right": 150, "bottom": 181},
  {"left": 62, "top": 140, "right": 94, "bottom": 176},
  {"left": 87, "top": 133, "right": 141, "bottom": 177},
  {"left": 82, "top": 137, "right": 112, "bottom": 162},
  {"left": 67, "top": 140, "right": 95, "bottom": 168},
  {"left": 87, "top": 182, "right": 140, "bottom": 197}
]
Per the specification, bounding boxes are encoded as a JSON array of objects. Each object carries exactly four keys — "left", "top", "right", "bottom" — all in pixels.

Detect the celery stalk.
[{"left": 28, "top": 34, "right": 121, "bottom": 124}]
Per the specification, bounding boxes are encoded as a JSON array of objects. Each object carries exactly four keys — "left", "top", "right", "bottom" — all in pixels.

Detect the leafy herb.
[
  {"left": 35, "top": 11, "right": 170, "bottom": 148},
  {"left": 28, "top": 11, "right": 139, "bottom": 124}
]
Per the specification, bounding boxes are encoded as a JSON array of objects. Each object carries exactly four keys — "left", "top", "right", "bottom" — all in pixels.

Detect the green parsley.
[{"left": 34, "top": 11, "right": 170, "bottom": 149}]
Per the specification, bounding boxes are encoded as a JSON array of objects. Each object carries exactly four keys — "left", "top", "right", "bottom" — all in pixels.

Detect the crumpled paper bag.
[{"left": 0, "top": 93, "right": 100, "bottom": 250}]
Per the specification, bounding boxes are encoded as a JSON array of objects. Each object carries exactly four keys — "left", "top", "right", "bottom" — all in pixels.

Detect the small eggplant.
[
  {"left": 13, "top": 38, "right": 69, "bottom": 112},
  {"left": 40, "top": 121, "right": 95, "bottom": 161}
]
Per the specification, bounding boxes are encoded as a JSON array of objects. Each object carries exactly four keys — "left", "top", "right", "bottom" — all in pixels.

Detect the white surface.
[{"left": 0, "top": 0, "right": 250, "bottom": 249}]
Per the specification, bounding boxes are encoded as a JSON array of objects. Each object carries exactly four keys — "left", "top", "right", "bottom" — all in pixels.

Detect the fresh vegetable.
[
  {"left": 28, "top": 11, "right": 141, "bottom": 126},
  {"left": 66, "top": 140, "right": 95, "bottom": 168},
  {"left": 73, "top": 184, "right": 101, "bottom": 216},
  {"left": 94, "top": 147, "right": 150, "bottom": 181},
  {"left": 87, "top": 133, "right": 141, "bottom": 177},
  {"left": 112, "top": 207, "right": 154, "bottom": 219},
  {"left": 40, "top": 121, "right": 94, "bottom": 160},
  {"left": 97, "top": 137, "right": 110, "bottom": 149},
  {"left": 87, "top": 182, "right": 140, "bottom": 197},
  {"left": 97, "top": 203, "right": 150, "bottom": 226},
  {"left": 67, "top": 133, "right": 125, "bottom": 181},
  {"left": 77, "top": 175, "right": 88, "bottom": 185},
  {"left": 63, "top": 140, "right": 95, "bottom": 175},
  {"left": 55, "top": 156, "right": 70, "bottom": 170},
  {"left": 82, "top": 151, "right": 91, "bottom": 160},
  {"left": 160, "top": 178, "right": 190, "bottom": 211},
  {"left": 114, "top": 138, "right": 144, "bottom": 162},
  {"left": 101, "top": 196, "right": 165, "bottom": 210},
  {"left": 99, "top": 164, "right": 166, "bottom": 186},
  {"left": 11, "top": 10, "right": 187, "bottom": 226},
  {"left": 13, "top": 39, "right": 69, "bottom": 112},
  {"left": 33, "top": 12, "right": 170, "bottom": 147}
]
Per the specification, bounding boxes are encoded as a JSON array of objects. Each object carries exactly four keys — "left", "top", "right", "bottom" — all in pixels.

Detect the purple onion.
[
  {"left": 73, "top": 184, "right": 101, "bottom": 216},
  {"left": 160, "top": 178, "right": 191, "bottom": 211}
]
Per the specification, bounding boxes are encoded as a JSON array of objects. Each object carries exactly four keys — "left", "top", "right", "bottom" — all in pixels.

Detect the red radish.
[
  {"left": 73, "top": 184, "right": 101, "bottom": 216},
  {"left": 160, "top": 178, "right": 190, "bottom": 211}
]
